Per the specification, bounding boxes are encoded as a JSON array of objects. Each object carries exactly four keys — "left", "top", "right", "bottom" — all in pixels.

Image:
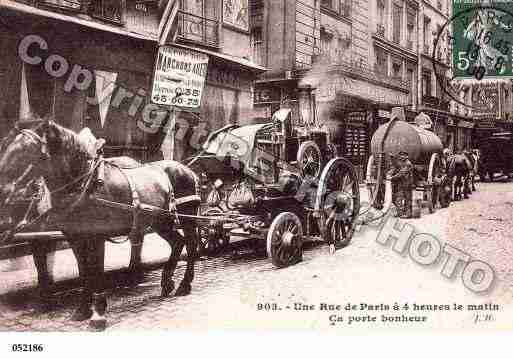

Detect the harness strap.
[{"left": 175, "top": 195, "right": 201, "bottom": 206}]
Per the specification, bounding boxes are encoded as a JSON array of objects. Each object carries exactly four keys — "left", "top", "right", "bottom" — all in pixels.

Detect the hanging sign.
[{"left": 151, "top": 46, "right": 209, "bottom": 108}]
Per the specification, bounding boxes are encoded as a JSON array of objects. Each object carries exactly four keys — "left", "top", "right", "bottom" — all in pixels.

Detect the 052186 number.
[{"left": 11, "top": 344, "right": 44, "bottom": 352}]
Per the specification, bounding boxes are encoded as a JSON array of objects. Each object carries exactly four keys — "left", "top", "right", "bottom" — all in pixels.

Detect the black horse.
[{"left": 0, "top": 117, "right": 200, "bottom": 329}]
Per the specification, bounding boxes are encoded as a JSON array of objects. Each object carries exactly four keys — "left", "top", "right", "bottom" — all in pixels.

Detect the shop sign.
[
  {"left": 151, "top": 46, "right": 209, "bottom": 108},
  {"left": 316, "top": 76, "right": 409, "bottom": 106},
  {"left": 254, "top": 86, "right": 281, "bottom": 105},
  {"left": 476, "top": 117, "right": 496, "bottom": 129},
  {"left": 458, "top": 120, "right": 474, "bottom": 129}
]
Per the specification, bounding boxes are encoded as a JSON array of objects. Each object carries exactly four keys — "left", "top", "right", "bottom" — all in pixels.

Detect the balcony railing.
[
  {"left": 376, "top": 24, "right": 386, "bottom": 37},
  {"left": 91, "top": 0, "right": 124, "bottom": 24},
  {"left": 39, "top": 0, "right": 81, "bottom": 11},
  {"left": 176, "top": 10, "right": 220, "bottom": 48}
]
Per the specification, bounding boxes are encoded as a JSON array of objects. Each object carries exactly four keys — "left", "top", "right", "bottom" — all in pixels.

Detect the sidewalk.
[{"left": 0, "top": 233, "right": 171, "bottom": 296}]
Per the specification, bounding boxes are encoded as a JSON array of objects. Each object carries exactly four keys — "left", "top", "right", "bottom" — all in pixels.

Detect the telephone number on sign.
[
  {"left": 152, "top": 96, "right": 200, "bottom": 107},
  {"left": 11, "top": 344, "right": 44, "bottom": 352}
]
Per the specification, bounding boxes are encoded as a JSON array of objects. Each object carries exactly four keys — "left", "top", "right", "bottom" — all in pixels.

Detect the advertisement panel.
[{"left": 151, "top": 46, "right": 209, "bottom": 108}]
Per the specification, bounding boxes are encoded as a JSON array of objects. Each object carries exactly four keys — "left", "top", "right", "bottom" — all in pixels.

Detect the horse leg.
[
  {"left": 86, "top": 237, "right": 107, "bottom": 330},
  {"left": 156, "top": 226, "right": 184, "bottom": 297},
  {"left": 454, "top": 176, "right": 461, "bottom": 200},
  {"left": 176, "top": 220, "right": 199, "bottom": 297},
  {"left": 126, "top": 227, "right": 145, "bottom": 286},
  {"left": 70, "top": 239, "right": 93, "bottom": 321},
  {"left": 30, "top": 240, "right": 56, "bottom": 310}
]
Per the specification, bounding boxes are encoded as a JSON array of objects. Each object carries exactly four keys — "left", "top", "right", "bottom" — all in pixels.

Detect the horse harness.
[{"left": 5, "top": 129, "right": 201, "bottom": 237}]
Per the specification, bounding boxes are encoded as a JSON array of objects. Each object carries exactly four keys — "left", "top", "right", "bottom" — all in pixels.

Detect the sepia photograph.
[{"left": 0, "top": 0, "right": 512, "bottom": 353}]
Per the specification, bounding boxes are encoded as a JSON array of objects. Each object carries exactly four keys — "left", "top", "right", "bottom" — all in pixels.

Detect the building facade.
[
  {"left": 251, "top": 0, "right": 414, "bottom": 176},
  {"left": 0, "top": 0, "right": 264, "bottom": 162}
]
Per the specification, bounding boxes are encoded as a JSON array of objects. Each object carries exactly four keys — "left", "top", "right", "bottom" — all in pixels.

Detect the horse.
[
  {"left": 462, "top": 150, "right": 478, "bottom": 192},
  {"left": 446, "top": 153, "right": 472, "bottom": 201},
  {"left": 0, "top": 128, "right": 148, "bottom": 306},
  {"left": 0, "top": 117, "right": 201, "bottom": 329}
]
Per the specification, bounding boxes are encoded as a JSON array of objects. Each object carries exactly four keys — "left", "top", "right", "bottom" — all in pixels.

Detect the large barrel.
[{"left": 370, "top": 120, "right": 443, "bottom": 163}]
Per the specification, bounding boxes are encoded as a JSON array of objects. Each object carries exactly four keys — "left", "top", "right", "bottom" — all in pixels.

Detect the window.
[
  {"left": 406, "top": 9, "right": 415, "bottom": 50},
  {"left": 422, "top": 70, "right": 432, "bottom": 97},
  {"left": 407, "top": 68, "right": 414, "bottom": 102},
  {"left": 392, "top": 61, "right": 402, "bottom": 79},
  {"left": 223, "top": 0, "right": 249, "bottom": 31},
  {"left": 392, "top": 2, "right": 402, "bottom": 44},
  {"left": 375, "top": 46, "right": 388, "bottom": 74},
  {"left": 340, "top": 0, "right": 351, "bottom": 17},
  {"left": 178, "top": 0, "right": 220, "bottom": 47},
  {"left": 376, "top": 0, "right": 386, "bottom": 36},
  {"left": 423, "top": 16, "right": 431, "bottom": 53},
  {"left": 251, "top": 27, "right": 264, "bottom": 66},
  {"left": 320, "top": 29, "right": 332, "bottom": 57},
  {"left": 91, "top": 0, "right": 125, "bottom": 24},
  {"left": 321, "top": 0, "right": 351, "bottom": 18}
]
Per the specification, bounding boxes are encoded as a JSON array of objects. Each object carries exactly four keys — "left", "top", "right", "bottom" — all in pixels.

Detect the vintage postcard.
[{"left": 0, "top": 0, "right": 512, "bottom": 351}]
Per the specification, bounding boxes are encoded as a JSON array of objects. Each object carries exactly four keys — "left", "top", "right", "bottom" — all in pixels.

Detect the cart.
[
  {"left": 186, "top": 109, "right": 361, "bottom": 267},
  {"left": 365, "top": 117, "right": 447, "bottom": 212},
  {"left": 478, "top": 132, "right": 513, "bottom": 181}
]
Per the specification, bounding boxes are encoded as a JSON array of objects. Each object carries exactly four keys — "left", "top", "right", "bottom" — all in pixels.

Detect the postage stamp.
[{"left": 452, "top": 1, "right": 513, "bottom": 80}]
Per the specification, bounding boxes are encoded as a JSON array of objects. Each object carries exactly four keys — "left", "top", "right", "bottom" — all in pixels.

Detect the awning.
[
  {"left": 0, "top": 0, "right": 157, "bottom": 41},
  {"left": 172, "top": 44, "right": 267, "bottom": 73}
]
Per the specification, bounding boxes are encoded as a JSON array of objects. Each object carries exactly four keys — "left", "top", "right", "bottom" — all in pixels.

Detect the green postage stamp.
[{"left": 452, "top": 0, "right": 513, "bottom": 79}]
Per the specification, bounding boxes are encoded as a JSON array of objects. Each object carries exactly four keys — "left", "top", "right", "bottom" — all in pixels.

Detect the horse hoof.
[
  {"left": 175, "top": 283, "right": 191, "bottom": 297},
  {"left": 89, "top": 317, "right": 107, "bottom": 331},
  {"left": 161, "top": 280, "right": 175, "bottom": 298},
  {"left": 70, "top": 307, "right": 93, "bottom": 322}
]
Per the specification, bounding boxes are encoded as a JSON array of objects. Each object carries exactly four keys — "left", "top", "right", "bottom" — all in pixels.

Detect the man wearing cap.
[{"left": 387, "top": 151, "right": 414, "bottom": 218}]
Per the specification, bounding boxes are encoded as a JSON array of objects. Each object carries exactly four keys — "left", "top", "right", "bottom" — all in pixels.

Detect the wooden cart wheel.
[
  {"left": 198, "top": 208, "right": 229, "bottom": 256},
  {"left": 427, "top": 153, "right": 442, "bottom": 213},
  {"left": 297, "top": 141, "right": 322, "bottom": 179},
  {"left": 366, "top": 155, "right": 386, "bottom": 210},
  {"left": 315, "top": 158, "right": 360, "bottom": 248},
  {"left": 266, "top": 212, "right": 303, "bottom": 268}
]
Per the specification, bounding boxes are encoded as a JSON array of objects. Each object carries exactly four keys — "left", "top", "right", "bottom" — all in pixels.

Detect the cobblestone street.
[{"left": 1, "top": 181, "right": 513, "bottom": 331}]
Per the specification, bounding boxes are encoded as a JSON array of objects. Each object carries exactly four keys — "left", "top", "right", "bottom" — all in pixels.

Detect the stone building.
[
  {"left": 250, "top": 0, "right": 413, "bottom": 175},
  {"left": 0, "top": 0, "right": 265, "bottom": 162}
]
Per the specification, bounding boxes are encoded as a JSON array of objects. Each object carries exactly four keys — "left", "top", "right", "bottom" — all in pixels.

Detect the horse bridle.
[{"left": 2, "top": 129, "right": 48, "bottom": 205}]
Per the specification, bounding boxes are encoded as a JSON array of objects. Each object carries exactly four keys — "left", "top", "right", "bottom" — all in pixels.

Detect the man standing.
[{"left": 387, "top": 151, "right": 414, "bottom": 218}]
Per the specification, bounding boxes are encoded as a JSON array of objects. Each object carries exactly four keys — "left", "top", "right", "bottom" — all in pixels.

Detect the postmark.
[{"left": 432, "top": 1, "right": 513, "bottom": 111}]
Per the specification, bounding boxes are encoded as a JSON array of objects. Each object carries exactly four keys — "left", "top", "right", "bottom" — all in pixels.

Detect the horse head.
[
  {"left": 0, "top": 116, "right": 50, "bottom": 207},
  {"left": 0, "top": 116, "right": 51, "bottom": 238}
]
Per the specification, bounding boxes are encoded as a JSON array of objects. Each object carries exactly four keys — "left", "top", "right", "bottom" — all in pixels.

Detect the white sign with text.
[{"left": 151, "top": 46, "right": 209, "bottom": 108}]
